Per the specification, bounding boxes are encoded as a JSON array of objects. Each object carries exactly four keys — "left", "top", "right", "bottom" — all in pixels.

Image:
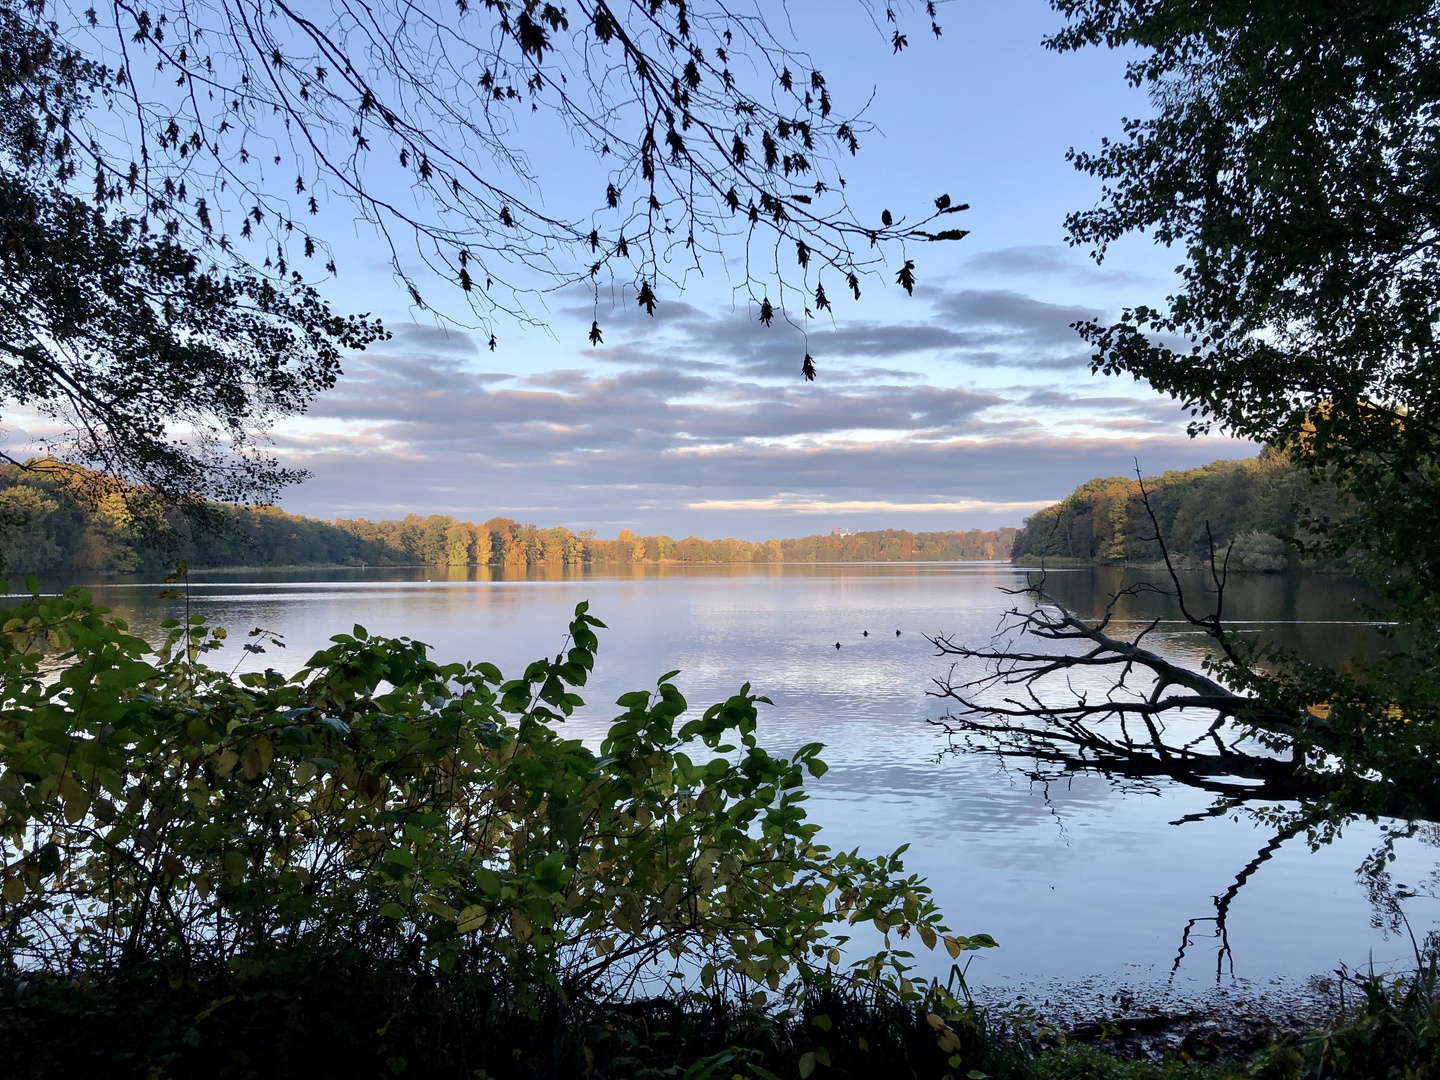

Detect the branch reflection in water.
[{"left": 925, "top": 481, "right": 1427, "bottom": 983}]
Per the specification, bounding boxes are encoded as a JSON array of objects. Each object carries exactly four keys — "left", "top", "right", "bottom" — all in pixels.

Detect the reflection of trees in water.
[
  {"left": 931, "top": 724, "right": 1345, "bottom": 981},
  {"left": 925, "top": 520, "right": 1435, "bottom": 981},
  {"left": 935, "top": 718, "right": 1438, "bottom": 980},
  {"left": 1359, "top": 824, "right": 1440, "bottom": 940},
  {"left": 1172, "top": 825, "right": 1302, "bottom": 982}
]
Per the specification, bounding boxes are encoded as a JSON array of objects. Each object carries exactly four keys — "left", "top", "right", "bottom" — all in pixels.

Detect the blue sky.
[{"left": 257, "top": 1, "right": 1252, "bottom": 539}]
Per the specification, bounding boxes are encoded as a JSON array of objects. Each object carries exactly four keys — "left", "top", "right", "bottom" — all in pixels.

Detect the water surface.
[{"left": 62, "top": 562, "right": 1431, "bottom": 993}]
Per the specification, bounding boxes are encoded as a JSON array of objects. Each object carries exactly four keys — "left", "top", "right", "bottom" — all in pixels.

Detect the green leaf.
[
  {"left": 378, "top": 903, "right": 408, "bottom": 919},
  {"left": 475, "top": 867, "right": 503, "bottom": 897}
]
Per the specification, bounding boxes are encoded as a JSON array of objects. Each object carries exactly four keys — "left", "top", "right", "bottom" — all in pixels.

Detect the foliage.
[
  {"left": 18, "top": 0, "right": 965, "bottom": 370},
  {"left": 0, "top": 463, "right": 1017, "bottom": 573},
  {"left": 1249, "top": 954, "right": 1440, "bottom": 1080},
  {"left": 928, "top": 1, "right": 1440, "bottom": 880},
  {"left": 1010, "top": 452, "right": 1344, "bottom": 571},
  {"left": 1048, "top": 0, "right": 1440, "bottom": 636},
  {"left": 0, "top": 588, "right": 991, "bottom": 1021},
  {"left": 0, "top": 3, "right": 385, "bottom": 506},
  {"left": 0, "top": 962, "right": 1025, "bottom": 1079},
  {"left": 1038, "top": 1046, "right": 1246, "bottom": 1080},
  {"left": 0, "top": 0, "right": 964, "bottom": 523}
]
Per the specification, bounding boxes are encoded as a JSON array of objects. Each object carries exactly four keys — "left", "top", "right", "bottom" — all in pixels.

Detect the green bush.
[{"left": 0, "top": 586, "right": 997, "bottom": 1076}]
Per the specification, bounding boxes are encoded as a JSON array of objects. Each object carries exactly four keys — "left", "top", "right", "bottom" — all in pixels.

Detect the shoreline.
[
  {"left": 976, "top": 970, "right": 1345, "bottom": 1063},
  {"left": 54, "top": 558, "right": 1018, "bottom": 578}
]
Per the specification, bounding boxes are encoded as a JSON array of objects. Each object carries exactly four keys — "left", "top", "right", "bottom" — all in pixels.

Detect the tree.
[
  {"left": 23, "top": 0, "right": 967, "bottom": 380},
  {"left": 0, "top": 3, "right": 385, "bottom": 507},
  {"left": 0, "top": 591, "right": 990, "bottom": 1028},
  {"left": 1049, "top": 0, "right": 1440, "bottom": 634},
  {"left": 937, "top": 2, "right": 1440, "bottom": 907},
  {"left": 0, "top": 1, "right": 964, "bottom": 515}
]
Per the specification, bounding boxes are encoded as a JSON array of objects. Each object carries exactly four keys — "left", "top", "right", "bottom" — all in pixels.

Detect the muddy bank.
[{"left": 976, "top": 974, "right": 1346, "bottom": 1062}]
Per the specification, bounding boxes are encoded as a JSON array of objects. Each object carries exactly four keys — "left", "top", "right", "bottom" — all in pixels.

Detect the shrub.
[{"left": 0, "top": 587, "right": 990, "bottom": 1018}]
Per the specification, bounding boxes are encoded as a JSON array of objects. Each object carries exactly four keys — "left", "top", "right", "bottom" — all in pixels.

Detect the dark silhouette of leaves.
[{"left": 896, "top": 259, "right": 915, "bottom": 295}]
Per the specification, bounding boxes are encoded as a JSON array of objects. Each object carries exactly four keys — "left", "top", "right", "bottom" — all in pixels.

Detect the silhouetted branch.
[{"left": 926, "top": 470, "right": 1349, "bottom": 814}]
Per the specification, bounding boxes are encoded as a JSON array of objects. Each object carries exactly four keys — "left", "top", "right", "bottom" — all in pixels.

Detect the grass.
[{"left": 4, "top": 951, "right": 1439, "bottom": 1079}]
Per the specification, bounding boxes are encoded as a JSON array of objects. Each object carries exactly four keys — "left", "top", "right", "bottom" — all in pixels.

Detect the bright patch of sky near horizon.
[{"left": 212, "top": 3, "right": 1256, "bottom": 539}]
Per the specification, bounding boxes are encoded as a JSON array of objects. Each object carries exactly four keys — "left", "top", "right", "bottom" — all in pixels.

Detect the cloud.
[
  {"left": 689, "top": 496, "right": 1059, "bottom": 515},
  {"left": 386, "top": 321, "right": 482, "bottom": 355},
  {"left": 567, "top": 282, "right": 1098, "bottom": 372},
  {"left": 309, "top": 348, "right": 1008, "bottom": 452},
  {"left": 266, "top": 279, "right": 1256, "bottom": 538},
  {"left": 279, "top": 425, "right": 1255, "bottom": 538},
  {"left": 919, "top": 288, "right": 1099, "bottom": 368},
  {"left": 960, "top": 245, "right": 1153, "bottom": 288}
]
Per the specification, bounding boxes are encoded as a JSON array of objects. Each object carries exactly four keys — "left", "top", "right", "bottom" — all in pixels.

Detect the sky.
[{"left": 239, "top": 2, "right": 1254, "bottom": 539}]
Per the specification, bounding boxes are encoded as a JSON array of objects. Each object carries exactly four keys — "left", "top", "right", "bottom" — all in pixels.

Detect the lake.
[{"left": 57, "top": 561, "right": 1430, "bottom": 998}]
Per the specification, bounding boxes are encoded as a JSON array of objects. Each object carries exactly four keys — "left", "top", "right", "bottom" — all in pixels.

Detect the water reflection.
[
  {"left": 1039, "top": 566, "right": 1388, "bottom": 671},
  {"left": 50, "top": 562, "right": 1437, "bottom": 989},
  {"left": 932, "top": 565, "right": 1430, "bottom": 988}
]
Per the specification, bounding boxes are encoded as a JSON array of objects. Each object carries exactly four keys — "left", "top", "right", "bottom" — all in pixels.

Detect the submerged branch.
[{"left": 925, "top": 574, "right": 1435, "bottom": 823}]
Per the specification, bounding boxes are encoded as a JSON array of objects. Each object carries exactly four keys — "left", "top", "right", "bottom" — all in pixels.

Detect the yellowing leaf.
[
  {"left": 943, "top": 934, "right": 962, "bottom": 959},
  {"left": 457, "top": 905, "right": 488, "bottom": 934},
  {"left": 918, "top": 923, "right": 937, "bottom": 950},
  {"left": 2, "top": 876, "right": 24, "bottom": 903},
  {"left": 926, "top": 1012, "right": 945, "bottom": 1030},
  {"left": 421, "top": 893, "right": 457, "bottom": 920}
]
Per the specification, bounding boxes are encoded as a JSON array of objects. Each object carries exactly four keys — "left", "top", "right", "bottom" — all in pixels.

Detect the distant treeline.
[
  {"left": 0, "top": 464, "right": 1018, "bottom": 574},
  {"left": 1010, "top": 450, "right": 1345, "bottom": 571}
]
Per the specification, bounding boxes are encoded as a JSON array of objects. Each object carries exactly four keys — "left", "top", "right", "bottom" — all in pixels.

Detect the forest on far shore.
[
  {"left": 1010, "top": 450, "right": 1345, "bottom": 571},
  {"left": 0, "top": 464, "right": 1018, "bottom": 574}
]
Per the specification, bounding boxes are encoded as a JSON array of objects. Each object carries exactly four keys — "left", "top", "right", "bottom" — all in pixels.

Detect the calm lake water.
[{"left": 54, "top": 562, "right": 1432, "bottom": 996}]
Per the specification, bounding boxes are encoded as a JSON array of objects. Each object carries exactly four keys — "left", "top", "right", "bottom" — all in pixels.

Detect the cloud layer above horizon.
[{"left": 271, "top": 246, "right": 1252, "bottom": 541}]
